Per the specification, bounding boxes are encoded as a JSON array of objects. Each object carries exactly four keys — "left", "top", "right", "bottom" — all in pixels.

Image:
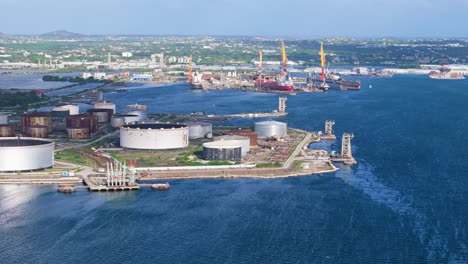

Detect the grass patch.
[
  {"left": 55, "top": 148, "right": 89, "bottom": 165},
  {"left": 256, "top": 162, "right": 282, "bottom": 168}
]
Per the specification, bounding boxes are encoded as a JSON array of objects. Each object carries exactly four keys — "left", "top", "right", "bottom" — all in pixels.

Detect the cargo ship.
[
  {"left": 254, "top": 41, "right": 294, "bottom": 92},
  {"left": 429, "top": 66, "right": 465, "bottom": 80},
  {"left": 308, "top": 42, "right": 361, "bottom": 90},
  {"left": 188, "top": 55, "right": 203, "bottom": 89}
]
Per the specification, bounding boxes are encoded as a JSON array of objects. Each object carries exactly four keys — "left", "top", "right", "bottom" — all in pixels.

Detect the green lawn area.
[{"left": 55, "top": 148, "right": 90, "bottom": 165}]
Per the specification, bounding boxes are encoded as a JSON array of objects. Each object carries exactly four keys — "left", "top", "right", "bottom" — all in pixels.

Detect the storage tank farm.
[
  {"left": 255, "top": 120, "right": 288, "bottom": 138},
  {"left": 120, "top": 123, "right": 189, "bottom": 150},
  {"left": 213, "top": 135, "right": 250, "bottom": 155},
  {"left": 202, "top": 141, "right": 242, "bottom": 161},
  {"left": 0, "top": 137, "right": 54, "bottom": 172}
]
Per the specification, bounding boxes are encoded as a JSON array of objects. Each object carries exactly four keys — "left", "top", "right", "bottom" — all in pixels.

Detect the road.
[{"left": 282, "top": 132, "right": 311, "bottom": 169}]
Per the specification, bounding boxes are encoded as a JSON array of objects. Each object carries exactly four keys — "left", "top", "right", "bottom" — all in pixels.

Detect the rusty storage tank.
[
  {"left": 67, "top": 127, "right": 90, "bottom": 139},
  {"left": 66, "top": 114, "right": 98, "bottom": 134},
  {"left": 25, "top": 125, "right": 49, "bottom": 138},
  {"left": 0, "top": 125, "right": 15, "bottom": 137},
  {"left": 21, "top": 112, "right": 52, "bottom": 133},
  {"left": 87, "top": 108, "right": 113, "bottom": 123},
  {"left": 225, "top": 129, "right": 258, "bottom": 147},
  {"left": 126, "top": 103, "right": 148, "bottom": 111}
]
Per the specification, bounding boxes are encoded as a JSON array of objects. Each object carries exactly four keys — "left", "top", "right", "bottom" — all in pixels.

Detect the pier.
[{"left": 83, "top": 175, "right": 140, "bottom": 191}]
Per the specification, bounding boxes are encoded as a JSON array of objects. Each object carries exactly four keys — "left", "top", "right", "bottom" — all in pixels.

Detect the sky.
[{"left": 1, "top": 0, "right": 468, "bottom": 37}]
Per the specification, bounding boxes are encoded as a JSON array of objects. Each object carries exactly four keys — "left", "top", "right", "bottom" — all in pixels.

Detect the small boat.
[{"left": 151, "top": 182, "right": 170, "bottom": 191}]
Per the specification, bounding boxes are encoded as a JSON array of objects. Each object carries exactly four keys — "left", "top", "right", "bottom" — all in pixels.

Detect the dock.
[{"left": 83, "top": 175, "right": 140, "bottom": 192}]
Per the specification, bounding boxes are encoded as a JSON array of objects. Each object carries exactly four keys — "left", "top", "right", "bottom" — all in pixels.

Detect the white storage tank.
[
  {"left": 0, "top": 137, "right": 54, "bottom": 172},
  {"left": 120, "top": 123, "right": 189, "bottom": 150},
  {"left": 186, "top": 121, "right": 212, "bottom": 139},
  {"left": 60, "top": 104, "right": 79, "bottom": 115},
  {"left": 255, "top": 120, "right": 287, "bottom": 139},
  {"left": 122, "top": 108, "right": 147, "bottom": 121},
  {"left": 202, "top": 141, "right": 242, "bottom": 161},
  {"left": 213, "top": 135, "right": 250, "bottom": 155},
  {"left": 0, "top": 113, "right": 8, "bottom": 125},
  {"left": 94, "top": 101, "right": 116, "bottom": 113}
]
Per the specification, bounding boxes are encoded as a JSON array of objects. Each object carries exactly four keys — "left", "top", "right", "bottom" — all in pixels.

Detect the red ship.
[
  {"left": 254, "top": 41, "right": 294, "bottom": 92},
  {"left": 254, "top": 78, "right": 294, "bottom": 91}
]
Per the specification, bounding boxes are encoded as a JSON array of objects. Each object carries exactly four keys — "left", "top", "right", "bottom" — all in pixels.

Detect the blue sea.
[{"left": 1, "top": 75, "right": 468, "bottom": 263}]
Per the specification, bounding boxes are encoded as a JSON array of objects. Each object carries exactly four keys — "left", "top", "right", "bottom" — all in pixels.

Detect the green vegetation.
[
  {"left": 0, "top": 91, "right": 44, "bottom": 109},
  {"left": 256, "top": 162, "right": 282, "bottom": 168},
  {"left": 55, "top": 148, "right": 90, "bottom": 165}
]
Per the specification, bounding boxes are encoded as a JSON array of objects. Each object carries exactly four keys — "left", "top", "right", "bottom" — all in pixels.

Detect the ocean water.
[{"left": 1, "top": 75, "right": 468, "bottom": 263}]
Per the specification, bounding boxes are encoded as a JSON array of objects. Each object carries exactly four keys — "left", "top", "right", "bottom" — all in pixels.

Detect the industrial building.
[
  {"left": 225, "top": 129, "right": 258, "bottom": 147},
  {"left": 255, "top": 120, "right": 287, "bottom": 139},
  {"left": 21, "top": 112, "right": 53, "bottom": 133},
  {"left": 213, "top": 135, "right": 250, "bottom": 155},
  {"left": 0, "top": 137, "right": 54, "bottom": 172},
  {"left": 202, "top": 141, "right": 242, "bottom": 161},
  {"left": 186, "top": 121, "right": 212, "bottom": 139},
  {"left": 120, "top": 123, "right": 189, "bottom": 150}
]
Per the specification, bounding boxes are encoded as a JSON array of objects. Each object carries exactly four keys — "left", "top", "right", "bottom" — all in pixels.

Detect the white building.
[
  {"left": 122, "top": 52, "right": 133, "bottom": 58},
  {"left": 94, "top": 72, "right": 107, "bottom": 79},
  {"left": 82, "top": 72, "right": 93, "bottom": 79}
]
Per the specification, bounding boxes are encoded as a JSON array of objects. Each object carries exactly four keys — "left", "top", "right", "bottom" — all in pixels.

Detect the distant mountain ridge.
[{"left": 39, "top": 30, "right": 86, "bottom": 38}]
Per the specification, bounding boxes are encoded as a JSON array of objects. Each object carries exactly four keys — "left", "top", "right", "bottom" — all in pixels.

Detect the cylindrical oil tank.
[
  {"left": 111, "top": 114, "right": 140, "bottom": 127},
  {"left": 94, "top": 101, "right": 116, "bottom": 113},
  {"left": 126, "top": 103, "right": 148, "bottom": 111},
  {"left": 121, "top": 108, "right": 147, "bottom": 121},
  {"left": 186, "top": 121, "right": 212, "bottom": 139},
  {"left": 25, "top": 125, "right": 49, "bottom": 138},
  {"left": 67, "top": 127, "right": 90, "bottom": 139},
  {"left": 213, "top": 135, "right": 250, "bottom": 155},
  {"left": 0, "top": 125, "right": 15, "bottom": 137},
  {"left": 51, "top": 107, "right": 70, "bottom": 119},
  {"left": 0, "top": 137, "right": 55, "bottom": 172},
  {"left": 0, "top": 113, "right": 8, "bottom": 125},
  {"left": 61, "top": 104, "right": 79, "bottom": 115},
  {"left": 255, "top": 121, "right": 287, "bottom": 139},
  {"left": 225, "top": 129, "right": 258, "bottom": 147},
  {"left": 120, "top": 123, "right": 188, "bottom": 150},
  {"left": 21, "top": 112, "right": 52, "bottom": 133},
  {"left": 202, "top": 141, "right": 242, "bottom": 161},
  {"left": 111, "top": 115, "right": 125, "bottom": 128},
  {"left": 87, "top": 109, "right": 113, "bottom": 123},
  {"left": 66, "top": 114, "right": 98, "bottom": 133}
]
